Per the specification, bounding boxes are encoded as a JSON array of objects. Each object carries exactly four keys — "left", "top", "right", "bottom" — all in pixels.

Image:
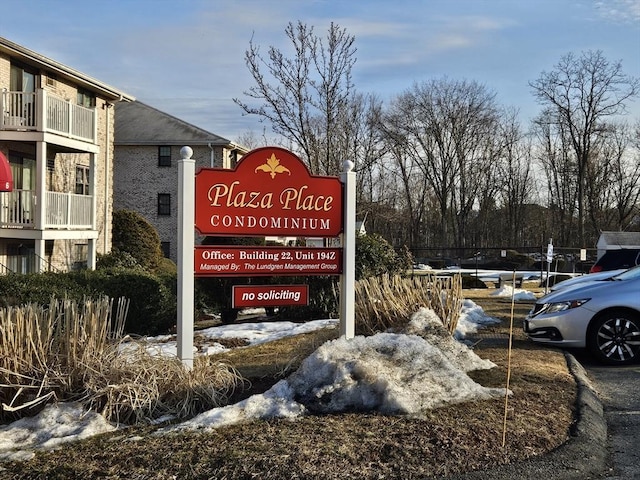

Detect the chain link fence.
[{"left": 409, "top": 246, "right": 598, "bottom": 275}]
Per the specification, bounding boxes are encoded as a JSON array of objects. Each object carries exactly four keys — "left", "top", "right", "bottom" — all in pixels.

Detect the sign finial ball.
[
  {"left": 180, "top": 146, "right": 193, "bottom": 159},
  {"left": 343, "top": 160, "right": 355, "bottom": 172}
]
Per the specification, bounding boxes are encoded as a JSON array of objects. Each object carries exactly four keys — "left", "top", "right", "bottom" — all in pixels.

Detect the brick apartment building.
[
  {"left": 113, "top": 101, "right": 247, "bottom": 263},
  {"left": 0, "top": 36, "right": 134, "bottom": 273}
]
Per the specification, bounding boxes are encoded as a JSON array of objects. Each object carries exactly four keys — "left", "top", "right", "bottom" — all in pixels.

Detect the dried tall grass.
[
  {"left": 0, "top": 296, "right": 127, "bottom": 417},
  {"left": 1, "top": 297, "right": 241, "bottom": 425},
  {"left": 83, "top": 345, "right": 241, "bottom": 424},
  {"left": 355, "top": 274, "right": 463, "bottom": 335}
]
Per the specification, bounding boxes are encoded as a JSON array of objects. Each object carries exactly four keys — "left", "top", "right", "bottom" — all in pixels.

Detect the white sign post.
[
  {"left": 545, "top": 238, "right": 553, "bottom": 294},
  {"left": 340, "top": 160, "right": 356, "bottom": 339},
  {"left": 177, "top": 147, "right": 356, "bottom": 368},
  {"left": 177, "top": 146, "right": 195, "bottom": 368}
]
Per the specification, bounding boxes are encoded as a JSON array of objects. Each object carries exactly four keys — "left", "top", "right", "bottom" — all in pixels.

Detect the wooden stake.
[{"left": 502, "top": 270, "right": 516, "bottom": 447}]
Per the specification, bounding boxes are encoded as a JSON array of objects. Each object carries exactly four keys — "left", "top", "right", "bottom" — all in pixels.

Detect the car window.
[
  {"left": 614, "top": 265, "right": 640, "bottom": 281},
  {"left": 595, "top": 249, "right": 640, "bottom": 270}
]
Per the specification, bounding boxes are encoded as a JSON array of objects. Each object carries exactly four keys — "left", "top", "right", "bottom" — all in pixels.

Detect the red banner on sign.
[
  {"left": 194, "top": 246, "right": 342, "bottom": 276},
  {"left": 232, "top": 285, "right": 309, "bottom": 308},
  {"left": 195, "top": 147, "right": 343, "bottom": 237}
]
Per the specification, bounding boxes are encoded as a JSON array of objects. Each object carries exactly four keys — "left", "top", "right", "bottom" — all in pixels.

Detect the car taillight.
[{"left": 590, "top": 265, "right": 603, "bottom": 273}]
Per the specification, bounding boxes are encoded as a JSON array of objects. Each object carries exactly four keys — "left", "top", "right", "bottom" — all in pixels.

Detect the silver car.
[
  {"left": 550, "top": 269, "right": 626, "bottom": 291},
  {"left": 524, "top": 265, "right": 640, "bottom": 365}
]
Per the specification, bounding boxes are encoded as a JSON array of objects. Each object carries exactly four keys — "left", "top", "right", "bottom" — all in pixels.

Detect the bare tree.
[
  {"left": 235, "top": 127, "right": 281, "bottom": 151},
  {"left": 604, "top": 122, "right": 640, "bottom": 230},
  {"left": 495, "top": 109, "right": 537, "bottom": 246},
  {"left": 340, "top": 93, "right": 383, "bottom": 191},
  {"left": 530, "top": 50, "right": 640, "bottom": 246},
  {"left": 234, "top": 21, "right": 358, "bottom": 175},
  {"left": 374, "top": 125, "right": 430, "bottom": 248},
  {"left": 533, "top": 110, "right": 579, "bottom": 245},
  {"left": 382, "top": 78, "right": 501, "bottom": 248}
]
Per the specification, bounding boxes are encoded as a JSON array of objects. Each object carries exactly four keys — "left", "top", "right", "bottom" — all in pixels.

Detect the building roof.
[
  {"left": 597, "top": 231, "right": 640, "bottom": 248},
  {"left": 0, "top": 36, "right": 134, "bottom": 102},
  {"left": 114, "top": 101, "right": 244, "bottom": 150}
]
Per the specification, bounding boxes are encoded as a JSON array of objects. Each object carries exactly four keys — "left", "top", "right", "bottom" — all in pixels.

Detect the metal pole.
[
  {"left": 177, "top": 146, "right": 195, "bottom": 368},
  {"left": 340, "top": 160, "right": 356, "bottom": 339},
  {"left": 475, "top": 251, "right": 479, "bottom": 281}
]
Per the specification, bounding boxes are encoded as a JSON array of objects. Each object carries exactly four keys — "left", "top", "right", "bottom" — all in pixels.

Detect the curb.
[{"left": 445, "top": 352, "right": 609, "bottom": 480}]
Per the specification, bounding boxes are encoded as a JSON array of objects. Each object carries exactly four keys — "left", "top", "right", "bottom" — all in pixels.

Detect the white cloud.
[{"left": 594, "top": 0, "right": 640, "bottom": 23}]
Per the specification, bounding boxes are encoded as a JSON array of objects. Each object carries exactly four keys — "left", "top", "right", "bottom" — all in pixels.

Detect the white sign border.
[{"left": 177, "top": 147, "right": 356, "bottom": 368}]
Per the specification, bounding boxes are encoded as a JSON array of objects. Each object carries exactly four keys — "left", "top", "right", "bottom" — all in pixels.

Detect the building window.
[
  {"left": 10, "top": 64, "right": 36, "bottom": 92},
  {"left": 73, "top": 243, "right": 88, "bottom": 270},
  {"left": 77, "top": 89, "right": 95, "bottom": 108},
  {"left": 10, "top": 64, "right": 36, "bottom": 123},
  {"left": 158, "top": 193, "right": 171, "bottom": 216},
  {"left": 158, "top": 146, "right": 171, "bottom": 167},
  {"left": 75, "top": 166, "right": 90, "bottom": 195},
  {"left": 229, "top": 149, "right": 239, "bottom": 167},
  {"left": 161, "top": 242, "right": 171, "bottom": 258}
]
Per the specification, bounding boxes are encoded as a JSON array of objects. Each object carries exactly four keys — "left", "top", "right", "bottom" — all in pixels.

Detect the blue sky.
[{"left": 1, "top": 0, "right": 638, "bottom": 143}]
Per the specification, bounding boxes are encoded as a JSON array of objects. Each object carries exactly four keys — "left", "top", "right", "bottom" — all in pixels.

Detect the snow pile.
[
  {"left": 173, "top": 380, "right": 305, "bottom": 432},
  {"left": 123, "top": 318, "right": 339, "bottom": 358},
  {"left": 172, "top": 308, "right": 504, "bottom": 432},
  {"left": 456, "top": 299, "right": 501, "bottom": 338},
  {"left": 0, "top": 403, "right": 116, "bottom": 462},
  {"left": 405, "top": 308, "right": 496, "bottom": 371},
  {"left": 491, "top": 285, "right": 537, "bottom": 301},
  {"left": 287, "top": 331, "right": 504, "bottom": 415}
]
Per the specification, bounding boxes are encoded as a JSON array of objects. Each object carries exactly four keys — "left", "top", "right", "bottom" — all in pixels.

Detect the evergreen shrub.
[
  {"left": 0, "top": 270, "right": 176, "bottom": 336},
  {"left": 111, "top": 210, "right": 164, "bottom": 271},
  {"left": 355, "top": 233, "right": 412, "bottom": 280},
  {"left": 71, "top": 269, "right": 176, "bottom": 335},
  {"left": 96, "top": 251, "right": 142, "bottom": 270},
  {"left": 0, "top": 271, "right": 91, "bottom": 307},
  {"left": 460, "top": 275, "right": 488, "bottom": 289}
]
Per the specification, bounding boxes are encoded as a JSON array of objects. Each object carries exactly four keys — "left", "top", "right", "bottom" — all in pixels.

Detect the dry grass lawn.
[{"left": 0, "top": 284, "right": 577, "bottom": 480}]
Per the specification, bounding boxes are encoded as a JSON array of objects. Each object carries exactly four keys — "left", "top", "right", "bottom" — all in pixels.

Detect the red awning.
[{"left": 0, "top": 151, "right": 13, "bottom": 192}]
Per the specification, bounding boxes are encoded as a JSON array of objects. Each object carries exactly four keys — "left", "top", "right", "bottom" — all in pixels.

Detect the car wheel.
[{"left": 587, "top": 310, "right": 640, "bottom": 365}]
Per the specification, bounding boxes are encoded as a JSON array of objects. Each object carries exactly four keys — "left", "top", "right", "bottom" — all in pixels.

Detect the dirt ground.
[{"left": 0, "top": 286, "right": 577, "bottom": 480}]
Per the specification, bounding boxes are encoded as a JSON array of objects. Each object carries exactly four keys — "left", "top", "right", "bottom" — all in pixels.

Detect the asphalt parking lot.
[{"left": 574, "top": 352, "right": 640, "bottom": 480}]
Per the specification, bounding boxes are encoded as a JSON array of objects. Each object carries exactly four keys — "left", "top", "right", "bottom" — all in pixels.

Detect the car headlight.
[{"left": 539, "top": 298, "right": 590, "bottom": 315}]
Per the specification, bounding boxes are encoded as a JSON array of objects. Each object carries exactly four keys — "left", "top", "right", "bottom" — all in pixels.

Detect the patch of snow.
[
  {"left": 0, "top": 403, "right": 116, "bottom": 462},
  {"left": 491, "top": 285, "right": 537, "bottom": 301}
]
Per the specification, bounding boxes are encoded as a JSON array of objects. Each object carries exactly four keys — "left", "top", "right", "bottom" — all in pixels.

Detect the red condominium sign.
[
  {"left": 195, "top": 147, "right": 343, "bottom": 237},
  {"left": 176, "top": 144, "right": 356, "bottom": 367},
  {"left": 232, "top": 285, "right": 309, "bottom": 308},
  {"left": 195, "top": 246, "right": 342, "bottom": 276}
]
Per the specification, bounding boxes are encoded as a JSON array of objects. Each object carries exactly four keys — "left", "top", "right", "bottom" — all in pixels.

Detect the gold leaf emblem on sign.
[{"left": 255, "top": 153, "right": 291, "bottom": 179}]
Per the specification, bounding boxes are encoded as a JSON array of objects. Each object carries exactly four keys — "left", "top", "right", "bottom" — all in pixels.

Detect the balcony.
[
  {"left": 0, "top": 189, "right": 93, "bottom": 230},
  {"left": 0, "top": 89, "right": 97, "bottom": 144}
]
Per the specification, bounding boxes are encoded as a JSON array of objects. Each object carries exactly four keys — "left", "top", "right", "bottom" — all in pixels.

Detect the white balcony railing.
[
  {"left": 0, "top": 189, "right": 33, "bottom": 226},
  {"left": 45, "top": 191, "right": 93, "bottom": 228},
  {"left": 0, "top": 90, "right": 97, "bottom": 143},
  {"left": 0, "top": 189, "right": 93, "bottom": 229}
]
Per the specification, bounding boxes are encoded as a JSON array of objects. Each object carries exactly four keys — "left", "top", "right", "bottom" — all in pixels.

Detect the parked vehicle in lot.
[
  {"left": 590, "top": 248, "right": 640, "bottom": 273},
  {"left": 550, "top": 269, "right": 626, "bottom": 291},
  {"left": 524, "top": 266, "right": 640, "bottom": 365}
]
